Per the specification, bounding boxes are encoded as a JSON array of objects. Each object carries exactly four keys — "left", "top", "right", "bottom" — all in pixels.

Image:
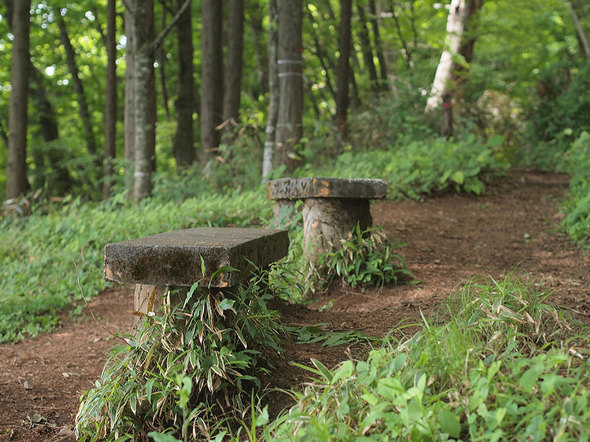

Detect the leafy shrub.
[
  {"left": 558, "top": 131, "right": 590, "bottom": 246},
  {"left": 75, "top": 271, "right": 283, "bottom": 441},
  {"left": 298, "top": 134, "right": 507, "bottom": 199},
  {"left": 318, "top": 224, "right": 412, "bottom": 289},
  {"left": 261, "top": 274, "right": 590, "bottom": 440}
]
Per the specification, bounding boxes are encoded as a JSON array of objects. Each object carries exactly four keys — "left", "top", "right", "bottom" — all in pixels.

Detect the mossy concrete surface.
[
  {"left": 104, "top": 227, "right": 289, "bottom": 288},
  {"left": 267, "top": 177, "right": 387, "bottom": 200}
]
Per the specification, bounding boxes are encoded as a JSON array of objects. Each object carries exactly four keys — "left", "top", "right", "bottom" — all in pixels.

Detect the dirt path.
[{"left": 1, "top": 169, "right": 588, "bottom": 441}]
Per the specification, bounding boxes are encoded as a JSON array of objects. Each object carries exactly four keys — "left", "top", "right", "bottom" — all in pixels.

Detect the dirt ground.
[{"left": 1, "top": 169, "right": 588, "bottom": 441}]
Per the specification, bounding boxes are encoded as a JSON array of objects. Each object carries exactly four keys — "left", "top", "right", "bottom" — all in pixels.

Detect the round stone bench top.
[
  {"left": 267, "top": 177, "right": 387, "bottom": 200},
  {"left": 104, "top": 227, "right": 289, "bottom": 288}
]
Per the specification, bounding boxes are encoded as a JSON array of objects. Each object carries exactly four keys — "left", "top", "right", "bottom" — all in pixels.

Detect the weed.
[{"left": 75, "top": 270, "right": 284, "bottom": 441}]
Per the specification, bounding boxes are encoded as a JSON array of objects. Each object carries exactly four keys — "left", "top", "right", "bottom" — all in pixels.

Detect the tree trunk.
[
  {"left": 173, "top": 0, "right": 195, "bottom": 168},
  {"left": 274, "top": 0, "right": 304, "bottom": 174},
  {"left": 306, "top": 4, "right": 337, "bottom": 102},
  {"left": 356, "top": 3, "right": 379, "bottom": 91},
  {"left": 566, "top": 0, "right": 590, "bottom": 58},
  {"left": 103, "top": 0, "right": 117, "bottom": 198},
  {"left": 130, "top": 0, "right": 156, "bottom": 201},
  {"left": 248, "top": 1, "right": 268, "bottom": 97},
  {"left": 368, "top": 0, "right": 389, "bottom": 88},
  {"left": 335, "top": 0, "right": 352, "bottom": 139},
  {"left": 262, "top": 0, "right": 279, "bottom": 181},
  {"left": 200, "top": 0, "right": 223, "bottom": 165},
  {"left": 223, "top": 0, "right": 245, "bottom": 135},
  {"left": 124, "top": 8, "right": 135, "bottom": 197},
  {"left": 157, "top": 3, "right": 171, "bottom": 121},
  {"left": 57, "top": 11, "right": 99, "bottom": 164},
  {"left": 425, "top": 0, "right": 482, "bottom": 112},
  {"left": 6, "top": 0, "right": 31, "bottom": 200},
  {"left": 29, "top": 65, "right": 73, "bottom": 195}
]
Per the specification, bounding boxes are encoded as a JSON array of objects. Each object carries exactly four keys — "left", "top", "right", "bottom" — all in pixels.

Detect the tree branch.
[
  {"left": 150, "top": 0, "right": 191, "bottom": 52},
  {"left": 566, "top": 0, "right": 590, "bottom": 58}
]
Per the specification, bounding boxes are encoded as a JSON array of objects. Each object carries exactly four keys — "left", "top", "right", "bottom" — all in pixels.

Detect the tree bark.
[
  {"left": 200, "top": 0, "right": 223, "bottom": 165},
  {"left": 248, "top": 1, "right": 268, "bottom": 97},
  {"left": 368, "top": 0, "right": 389, "bottom": 88},
  {"left": 356, "top": 3, "right": 379, "bottom": 91},
  {"left": 56, "top": 10, "right": 99, "bottom": 163},
  {"left": 566, "top": 0, "right": 590, "bottom": 58},
  {"left": 335, "top": 0, "right": 352, "bottom": 139},
  {"left": 262, "top": 0, "right": 279, "bottom": 181},
  {"left": 130, "top": 0, "right": 156, "bottom": 201},
  {"left": 6, "top": 0, "right": 31, "bottom": 199},
  {"left": 223, "top": 0, "right": 245, "bottom": 135},
  {"left": 157, "top": 3, "right": 171, "bottom": 121},
  {"left": 274, "top": 0, "right": 304, "bottom": 174},
  {"left": 103, "top": 0, "right": 117, "bottom": 198},
  {"left": 124, "top": 8, "right": 135, "bottom": 197},
  {"left": 425, "top": 0, "right": 483, "bottom": 112},
  {"left": 173, "top": 0, "right": 195, "bottom": 168}
]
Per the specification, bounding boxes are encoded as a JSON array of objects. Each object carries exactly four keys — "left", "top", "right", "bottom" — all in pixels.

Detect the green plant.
[
  {"left": 319, "top": 224, "right": 413, "bottom": 289},
  {"left": 75, "top": 269, "right": 284, "bottom": 441},
  {"left": 261, "top": 273, "right": 590, "bottom": 441}
]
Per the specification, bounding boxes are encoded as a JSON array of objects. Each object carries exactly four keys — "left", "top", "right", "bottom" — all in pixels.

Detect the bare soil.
[{"left": 1, "top": 169, "right": 589, "bottom": 441}]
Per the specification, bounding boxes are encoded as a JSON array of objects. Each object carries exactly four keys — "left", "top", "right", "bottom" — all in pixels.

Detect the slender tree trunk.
[
  {"left": 157, "top": 2, "right": 171, "bottom": 121},
  {"left": 130, "top": 0, "right": 156, "bottom": 201},
  {"left": 0, "top": 120, "right": 7, "bottom": 146},
  {"left": 200, "top": 0, "right": 223, "bottom": 165},
  {"left": 356, "top": 3, "right": 379, "bottom": 91},
  {"left": 56, "top": 11, "right": 99, "bottom": 163},
  {"left": 368, "top": 0, "right": 389, "bottom": 88},
  {"left": 336, "top": 0, "right": 352, "bottom": 139},
  {"left": 248, "top": 2, "right": 268, "bottom": 97},
  {"left": 124, "top": 9, "right": 135, "bottom": 197},
  {"left": 274, "top": 0, "right": 304, "bottom": 174},
  {"left": 173, "top": 0, "right": 195, "bottom": 168},
  {"left": 306, "top": 4, "right": 337, "bottom": 102},
  {"left": 223, "top": 0, "right": 245, "bottom": 135},
  {"left": 566, "top": 0, "right": 590, "bottom": 58},
  {"left": 262, "top": 0, "right": 279, "bottom": 181},
  {"left": 6, "top": 0, "right": 31, "bottom": 199},
  {"left": 103, "top": 0, "right": 117, "bottom": 198},
  {"left": 29, "top": 65, "right": 73, "bottom": 195},
  {"left": 425, "top": 0, "right": 470, "bottom": 112},
  {"left": 391, "top": 2, "right": 413, "bottom": 69}
]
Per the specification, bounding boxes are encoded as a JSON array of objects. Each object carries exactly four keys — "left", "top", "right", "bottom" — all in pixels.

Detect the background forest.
[
  {"left": 1, "top": 0, "right": 589, "bottom": 202},
  {"left": 2, "top": 0, "right": 590, "bottom": 440}
]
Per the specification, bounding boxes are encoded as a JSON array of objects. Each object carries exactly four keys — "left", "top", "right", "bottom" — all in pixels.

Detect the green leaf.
[
  {"left": 451, "top": 170, "right": 465, "bottom": 185},
  {"left": 438, "top": 409, "right": 461, "bottom": 438}
]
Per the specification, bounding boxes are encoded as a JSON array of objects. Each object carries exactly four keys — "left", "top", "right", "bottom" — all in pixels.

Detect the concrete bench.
[
  {"left": 267, "top": 177, "right": 387, "bottom": 260},
  {"left": 104, "top": 227, "right": 289, "bottom": 314}
]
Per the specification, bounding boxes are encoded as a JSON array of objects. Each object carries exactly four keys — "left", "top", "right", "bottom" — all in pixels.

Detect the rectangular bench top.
[
  {"left": 267, "top": 177, "right": 387, "bottom": 200},
  {"left": 104, "top": 227, "right": 289, "bottom": 288}
]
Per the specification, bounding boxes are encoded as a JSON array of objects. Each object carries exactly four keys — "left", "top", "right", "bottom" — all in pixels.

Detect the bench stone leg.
[
  {"left": 134, "top": 284, "right": 167, "bottom": 316},
  {"left": 302, "top": 198, "right": 372, "bottom": 262}
]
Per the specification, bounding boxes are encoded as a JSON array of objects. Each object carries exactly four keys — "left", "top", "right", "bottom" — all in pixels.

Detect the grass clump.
[
  {"left": 75, "top": 271, "right": 283, "bottom": 441},
  {"left": 261, "top": 273, "right": 590, "bottom": 441}
]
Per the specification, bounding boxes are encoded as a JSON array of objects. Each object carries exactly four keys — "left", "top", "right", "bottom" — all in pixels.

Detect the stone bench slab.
[
  {"left": 267, "top": 177, "right": 387, "bottom": 200},
  {"left": 104, "top": 227, "right": 289, "bottom": 288}
]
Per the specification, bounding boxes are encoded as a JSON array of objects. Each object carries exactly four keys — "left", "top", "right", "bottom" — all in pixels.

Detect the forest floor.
[{"left": 1, "top": 169, "right": 589, "bottom": 441}]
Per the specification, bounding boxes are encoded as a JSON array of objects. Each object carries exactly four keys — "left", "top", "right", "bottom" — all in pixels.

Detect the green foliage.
[
  {"left": 75, "top": 273, "right": 284, "bottom": 441},
  {"left": 519, "top": 60, "right": 590, "bottom": 169},
  {"left": 300, "top": 134, "right": 507, "bottom": 199},
  {"left": 0, "top": 190, "right": 270, "bottom": 343},
  {"left": 318, "top": 224, "right": 413, "bottom": 289},
  {"left": 261, "top": 273, "right": 590, "bottom": 440},
  {"left": 557, "top": 132, "right": 590, "bottom": 246}
]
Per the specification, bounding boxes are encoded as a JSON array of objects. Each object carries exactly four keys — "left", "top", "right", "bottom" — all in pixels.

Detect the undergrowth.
[
  {"left": 0, "top": 190, "right": 270, "bottom": 343},
  {"left": 75, "top": 270, "right": 283, "bottom": 441},
  {"left": 259, "top": 273, "right": 590, "bottom": 441}
]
